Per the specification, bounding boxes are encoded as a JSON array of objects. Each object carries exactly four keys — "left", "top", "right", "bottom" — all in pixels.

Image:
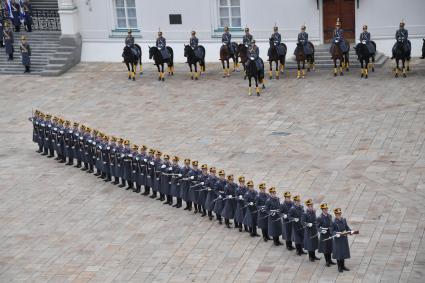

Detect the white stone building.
[{"left": 59, "top": 0, "right": 425, "bottom": 62}]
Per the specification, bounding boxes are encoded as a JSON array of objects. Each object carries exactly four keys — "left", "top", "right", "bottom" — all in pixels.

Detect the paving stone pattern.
[{"left": 1, "top": 60, "right": 425, "bottom": 282}]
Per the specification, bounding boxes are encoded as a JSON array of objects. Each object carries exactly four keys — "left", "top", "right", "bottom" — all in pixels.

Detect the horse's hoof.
[
  {"left": 407, "top": 67, "right": 410, "bottom": 72},
  {"left": 222, "top": 75, "right": 226, "bottom": 78},
  {"left": 191, "top": 76, "right": 194, "bottom": 80},
  {"left": 171, "top": 72, "right": 174, "bottom": 75},
  {"left": 365, "top": 75, "right": 368, "bottom": 79},
  {"left": 132, "top": 78, "right": 135, "bottom": 81},
  {"left": 403, "top": 73, "right": 407, "bottom": 78},
  {"left": 334, "top": 73, "right": 337, "bottom": 77},
  {"left": 372, "top": 68, "right": 375, "bottom": 72},
  {"left": 340, "top": 72, "right": 344, "bottom": 76},
  {"left": 158, "top": 77, "right": 161, "bottom": 81},
  {"left": 395, "top": 74, "right": 398, "bottom": 78},
  {"left": 307, "top": 69, "right": 311, "bottom": 72},
  {"left": 269, "top": 76, "right": 272, "bottom": 80},
  {"left": 195, "top": 77, "right": 198, "bottom": 81},
  {"left": 128, "top": 77, "right": 131, "bottom": 80},
  {"left": 262, "top": 85, "right": 266, "bottom": 89},
  {"left": 361, "top": 74, "right": 364, "bottom": 78},
  {"left": 346, "top": 68, "right": 349, "bottom": 72},
  {"left": 297, "top": 76, "right": 300, "bottom": 79},
  {"left": 257, "top": 93, "right": 260, "bottom": 97},
  {"left": 162, "top": 78, "right": 165, "bottom": 82}
]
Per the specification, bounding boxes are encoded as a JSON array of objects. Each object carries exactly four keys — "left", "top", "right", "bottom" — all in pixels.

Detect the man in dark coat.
[
  {"left": 256, "top": 183, "right": 270, "bottom": 242},
  {"left": 125, "top": 29, "right": 139, "bottom": 57},
  {"left": 188, "top": 160, "right": 201, "bottom": 212},
  {"left": 269, "top": 25, "right": 285, "bottom": 56},
  {"left": 196, "top": 164, "right": 210, "bottom": 216},
  {"left": 108, "top": 137, "right": 118, "bottom": 183},
  {"left": 100, "top": 135, "right": 112, "bottom": 182},
  {"left": 234, "top": 176, "right": 248, "bottom": 232},
  {"left": 392, "top": 21, "right": 411, "bottom": 59},
  {"left": 152, "top": 150, "right": 164, "bottom": 200},
  {"left": 142, "top": 149, "right": 155, "bottom": 195},
  {"left": 332, "top": 208, "right": 353, "bottom": 272},
  {"left": 160, "top": 154, "right": 172, "bottom": 201},
  {"left": 189, "top": 30, "right": 203, "bottom": 59},
  {"left": 179, "top": 158, "right": 192, "bottom": 209},
  {"left": 317, "top": 203, "right": 335, "bottom": 267},
  {"left": 331, "top": 18, "right": 349, "bottom": 53},
  {"left": 280, "top": 191, "right": 294, "bottom": 250},
  {"left": 266, "top": 187, "right": 283, "bottom": 246},
  {"left": 0, "top": 12, "right": 4, "bottom": 48},
  {"left": 296, "top": 25, "right": 313, "bottom": 55},
  {"left": 243, "top": 181, "right": 259, "bottom": 237},
  {"left": 133, "top": 145, "right": 147, "bottom": 193},
  {"left": 22, "top": 0, "right": 32, "bottom": 32},
  {"left": 205, "top": 167, "right": 218, "bottom": 219},
  {"left": 119, "top": 140, "right": 132, "bottom": 188},
  {"left": 156, "top": 31, "right": 170, "bottom": 60},
  {"left": 213, "top": 169, "right": 227, "bottom": 224},
  {"left": 242, "top": 27, "right": 253, "bottom": 46},
  {"left": 359, "top": 25, "right": 375, "bottom": 54},
  {"left": 302, "top": 199, "right": 320, "bottom": 261},
  {"left": 4, "top": 21, "right": 14, "bottom": 60},
  {"left": 10, "top": 0, "right": 20, "bottom": 32},
  {"left": 63, "top": 120, "right": 74, "bottom": 165},
  {"left": 222, "top": 174, "right": 237, "bottom": 228},
  {"left": 289, "top": 195, "right": 307, "bottom": 255},
  {"left": 222, "top": 26, "right": 234, "bottom": 55},
  {"left": 170, "top": 156, "right": 182, "bottom": 207}
]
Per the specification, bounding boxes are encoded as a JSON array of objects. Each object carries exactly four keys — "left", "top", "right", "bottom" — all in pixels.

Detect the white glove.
[
  {"left": 335, "top": 233, "right": 341, "bottom": 238},
  {"left": 178, "top": 174, "right": 182, "bottom": 177},
  {"left": 190, "top": 176, "right": 195, "bottom": 180},
  {"left": 294, "top": 218, "right": 299, "bottom": 222},
  {"left": 307, "top": 223, "right": 313, "bottom": 227},
  {"left": 350, "top": 231, "right": 354, "bottom": 235},
  {"left": 218, "top": 195, "right": 222, "bottom": 199},
  {"left": 239, "top": 195, "right": 243, "bottom": 200},
  {"left": 249, "top": 202, "right": 254, "bottom": 206},
  {"left": 207, "top": 188, "right": 212, "bottom": 191},
  {"left": 321, "top": 229, "right": 327, "bottom": 234},
  {"left": 128, "top": 154, "right": 133, "bottom": 158},
  {"left": 150, "top": 162, "right": 154, "bottom": 165},
  {"left": 271, "top": 212, "right": 276, "bottom": 216},
  {"left": 228, "top": 195, "right": 233, "bottom": 199},
  {"left": 161, "top": 165, "right": 166, "bottom": 169},
  {"left": 200, "top": 182, "right": 204, "bottom": 185},
  {"left": 283, "top": 214, "right": 288, "bottom": 219},
  {"left": 143, "top": 159, "right": 147, "bottom": 162}
]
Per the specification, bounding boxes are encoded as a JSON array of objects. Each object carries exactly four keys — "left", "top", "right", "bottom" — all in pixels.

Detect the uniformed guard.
[
  {"left": 302, "top": 199, "right": 320, "bottom": 261},
  {"left": 222, "top": 26, "right": 234, "bottom": 55},
  {"left": 188, "top": 160, "right": 201, "bottom": 213},
  {"left": 359, "top": 25, "right": 376, "bottom": 54},
  {"left": 11, "top": 0, "right": 20, "bottom": 32},
  {"left": 78, "top": 125, "right": 87, "bottom": 168},
  {"left": 317, "top": 203, "right": 335, "bottom": 267},
  {"left": 134, "top": 145, "right": 147, "bottom": 193},
  {"left": 222, "top": 174, "right": 237, "bottom": 228},
  {"left": 269, "top": 25, "right": 285, "bottom": 56},
  {"left": 56, "top": 118, "right": 66, "bottom": 163},
  {"left": 234, "top": 176, "right": 247, "bottom": 232},
  {"left": 63, "top": 120, "right": 74, "bottom": 165},
  {"left": 101, "top": 135, "right": 112, "bottom": 182},
  {"left": 247, "top": 40, "right": 264, "bottom": 74},
  {"left": 289, "top": 195, "right": 307, "bottom": 255},
  {"left": 243, "top": 27, "right": 253, "bottom": 47},
  {"left": 280, "top": 191, "right": 294, "bottom": 250},
  {"left": 156, "top": 30, "right": 170, "bottom": 60},
  {"left": 0, "top": 11, "right": 4, "bottom": 48},
  {"left": 125, "top": 29, "right": 139, "bottom": 57},
  {"left": 122, "top": 143, "right": 137, "bottom": 190},
  {"left": 143, "top": 148, "right": 155, "bottom": 195},
  {"left": 189, "top": 30, "right": 203, "bottom": 59},
  {"left": 243, "top": 180, "right": 260, "bottom": 237},
  {"left": 196, "top": 164, "right": 209, "bottom": 216},
  {"left": 213, "top": 169, "right": 227, "bottom": 224},
  {"left": 266, "top": 187, "right": 283, "bottom": 246},
  {"left": 332, "top": 208, "right": 355, "bottom": 272},
  {"left": 297, "top": 24, "right": 313, "bottom": 55},
  {"left": 179, "top": 158, "right": 192, "bottom": 209},
  {"left": 71, "top": 122, "right": 81, "bottom": 167},
  {"left": 331, "top": 18, "right": 349, "bottom": 53},
  {"left": 4, "top": 21, "right": 14, "bottom": 60},
  {"left": 114, "top": 138, "right": 124, "bottom": 184},
  {"left": 108, "top": 136, "right": 118, "bottom": 183},
  {"left": 256, "top": 183, "right": 270, "bottom": 242},
  {"left": 94, "top": 131, "right": 104, "bottom": 176},
  {"left": 392, "top": 20, "right": 411, "bottom": 59},
  {"left": 170, "top": 156, "right": 182, "bottom": 207},
  {"left": 22, "top": 0, "right": 33, "bottom": 32},
  {"left": 31, "top": 110, "right": 41, "bottom": 152},
  {"left": 160, "top": 154, "right": 172, "bottom": 202},
  {"left": 152, "top": 150, "right": 163, "bottom": 199},
  {"left": 205, "top": 167, "right": 218, "bottom": 219}
]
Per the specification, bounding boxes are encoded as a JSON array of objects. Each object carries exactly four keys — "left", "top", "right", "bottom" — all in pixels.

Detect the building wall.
[{"left": 75, "top": 0, "right": 425, "bottom": 62}]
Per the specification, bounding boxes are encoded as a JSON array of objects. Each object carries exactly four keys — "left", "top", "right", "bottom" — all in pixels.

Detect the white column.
[{"left": 58, "top": 0, "right": 80, "bottom": 35}]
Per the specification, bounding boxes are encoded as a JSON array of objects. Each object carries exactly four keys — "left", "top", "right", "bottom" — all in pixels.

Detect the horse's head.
[
  {"left": 148, "top": 46, "right": 156, "bottom": 59},
  {"left": 122, "top": 46, "right": 131, "bottom": 58},
  {"left": 183, "top": 44, "right": 191, "bottom": 58}
]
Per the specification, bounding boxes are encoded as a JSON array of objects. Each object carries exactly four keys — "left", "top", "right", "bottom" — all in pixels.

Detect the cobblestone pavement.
[{"left": 1, "top": 60, "right": 425, "bottom": 283}]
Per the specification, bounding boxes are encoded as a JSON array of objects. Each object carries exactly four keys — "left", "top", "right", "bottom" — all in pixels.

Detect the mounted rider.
[
  {"left": 269, "top": 25, "right": 285, "bottom": 56},
  {"left": 222, "top": 26, "right": 234, "bottom": 56},
  {"left": 358, "top": 25, "right": 376, "bottom": 54},
  {"left": 242, "top": 27, "right": 253, "bottom": 47},
  {"left": 247, "top": 39, "right": 264, "bottom": 75},
  {"left": 125, "top": 29, "right": 140, "bottom": 57},
  {"left": 331, "top": 18, "right": 349, "bottom": 53},
  {"left": 189, "top": 30, "right": 203, "bottom": 59},
  {"left": 392, "top": 20, "right": 411, "bottom": 58},
  {"left": 156, "top": 30, "right": 171, "bottom": 60},
  {"left": 296, "top": 24, "right": 313, "bottom": 55}
]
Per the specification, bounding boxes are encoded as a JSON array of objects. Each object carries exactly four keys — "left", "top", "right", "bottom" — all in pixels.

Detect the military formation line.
[{"left": 30, "top": 110, "right": 359, "bottom": 273}]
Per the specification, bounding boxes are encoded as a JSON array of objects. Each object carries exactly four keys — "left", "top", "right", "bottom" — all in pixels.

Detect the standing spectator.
[
  {"left": 21, "top": 0, "right": 32, "bottom": 32},
  {"left": 10, "top": 0, "right": 20, "bottom": 32},
  {"left": 3, "top": 20, "right": 13, "bottom": 60},
  {"left": 20, "top": 35, "right": 30, "bottom": 72}
]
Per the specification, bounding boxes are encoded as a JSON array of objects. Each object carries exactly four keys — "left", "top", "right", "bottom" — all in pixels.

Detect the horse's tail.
[
  {"left": 135, "top": 44, "right": 142, "bottom": 65},
  {"left": 309, "top": 42, "right": 315, "bottom": 63},
  {"left": 167, "top": 46, "right": 174, "bottom": 67},
  {"left": 199, "top": 45, "right": 206, "bottom": 69}
]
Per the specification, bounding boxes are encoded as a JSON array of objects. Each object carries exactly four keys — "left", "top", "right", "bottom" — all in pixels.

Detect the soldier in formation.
[{"left": 30, "top": 111, "right": 358, "bottom": 272}]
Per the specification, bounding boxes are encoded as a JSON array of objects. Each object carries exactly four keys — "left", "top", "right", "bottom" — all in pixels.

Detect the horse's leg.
[
  {"left": 189, "top": 64, "right": 193, "bottom": 80},
  {"left": 339, "top": 59, "right": 344, "bottom": 76},
  {"left": 255, "top": 76, "right": 260, "bottom": 96},
  {"left": 406, "top": 59, "right": 410, "bottom": 72},
  {"left": 194, "top": 64, "right": 198, "bottom": 80},
  {"left": 345, "top": 53, "right": 350, "bottom": 71},
  {"left": 275, "top": 61, "right": 279, "bottom": 79},
  {"left": 302, "top": 61, "right": 305, "bottom": 78},
  {"left": 297, "top": 61, "right": 301, "bottom": 79},
  {"left": 126, "top": 62, "right": 131, "bottom": 80},
  {"left": 360, "top": 60, "right": 364, "bottom": 78},
  {"left": 221, "top": 60, "right": 226, "bottom": 78},
  {"left": 371, "top": 55, "right": 375, "bottom": 72},
  {"left": 333, "top": 59, "right": 337, "bottom": 77},
  {"left": 365, "top": 59, "right": 369, "bottom": 79},
  {"left": 132, "top": 63, "right": 136, "bottom": 81},
  {"left": 243, "top": 63, "right": 247, "bottom": 80},
  {"left": 403, "top": 59, "right": 407, "bottom": 78},
  {"left": 156, "top": 64, "right": 161, "bottom": 80},
  {"left": 226, "top": 60, "right": 230, "bottom": 77},
  {"left": 280, "top": 57, "right": 285, "bottom": 73},
  {"left": 248, "top": 76, "right": 252, "bottom": 96},
  {"left": 269, "top": 60, "right": 273, "bottom": 79}
]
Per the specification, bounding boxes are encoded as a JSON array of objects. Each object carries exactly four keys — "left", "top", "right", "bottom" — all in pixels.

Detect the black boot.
[
  {"left": 296, "top": 244, "right": 307, "bottom": 255},
  {"left": 208, "top": 211, "right": 213, "bottom": 220},
  {"left": 251, "top": 226, "right": 260, "bottom": 237},
  {"left": 308, "top": 251, "right": 315, "bottom": 262},
  {"left": 342, "top": 260, "right": 350, "bottom": 271},
  {"left": 286, "top": 241, "right": 295, "bottom": 251},
  {"left": 337, "top": 260, "right": 343, "bottom": 272},
  {"left": 262, "top": 229, "right": 269, "bottom": 242},
  {"left": 273, "top": 237, "right": 282, "bottom": 246},
  {"left": 150, "top": 192, "right": 157, "bottom": 199}
]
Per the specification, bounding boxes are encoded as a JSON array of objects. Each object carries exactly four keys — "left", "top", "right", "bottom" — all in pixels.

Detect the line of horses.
[{"left": 122, "top": 38, "right": 418, "bottom": 95}]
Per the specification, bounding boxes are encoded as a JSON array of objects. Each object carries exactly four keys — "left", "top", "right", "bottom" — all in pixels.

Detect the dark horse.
[
  {"left": 392, "top": 38, "right": 410, "bottom": 78},
  {"left": 330, "top": 40, "right": 350, "bottom": 76},
  {"left": 355, "top": 41, "right": 376, "bottom": 79},
  {"left": 294, "top": 42, "right": 315, "bottom": 79},
  {"left": 184, "top": 45, "right": 206, "bottom": 80},
  {"left": 246, "top": 57, "right": 265, "bottom": 96},
  {"left": 238, "top": 43, "right": 249, "bottom": 79},
  {"left": 267, "top": 38, "right": 286, "bottom": 79},
  {"left": 220, "top": 42, "right": 239, "bottom": 77},
  {"left": 122, "top": 44, "right": 142, "bottom": 81},
  {"left": 149, "top": 46, "right": 174, "bottom": 81}
]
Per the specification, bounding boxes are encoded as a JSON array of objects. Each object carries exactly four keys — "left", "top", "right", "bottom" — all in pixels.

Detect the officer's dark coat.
[
  {"left": 222, "top": 182, "right": 237, "bottom": 219},
  {"left": 188, "top": 168, "right": 201, "bottom": 203},
  {"left": 243, "top": 189, "right": 258, "bottom": 227},
  {"left": 331, "top": 28, "right": 349, "bottom": 53},
  {"left": 130, "top": 151, "right": 140, "bottom": 183},
  {"left": 94, "top": 138, "right": 103, "bottom": 172},
  {"left": 145, "top": 154, "right": 155, "bottom": 187},
  {"left": 108, "top": 144, "right": 117, "bottom": 177},
  {"left": 302, "top": 209, "right": 319, "bottom": 251},
  {"left": 11, "top": 2, "right": 20, "bottom": 27},
  {"left": 205, "top": 175, "right": 218, "bottom": 211},
  {"left": 121, "top": 147, "right": 132, "bottom": 181},
  {"left": 101, "top": 142, "right": 111, "bottom": 175},
  {"left": 20, "top": 42, "right": 30, "bottom": 66},
  {"left": 160, "top": 161, "right": 172, "bottom": 195},
  {"left": 222, "top": 31, "right": 234, "bottom": 54},
  {"left": 153, "top": 158, "right": 163, "bottom": 192},
  {"left": 332, "top": 218, "right": 351, "bottom": 260},
  {"left": 256, "top": 192, "right": 269, "bottom": 230},
  {"left": 317, "top": 213, "right": 333, "bottom": 254},
  {"left": 280, "top": 200, "right": 293, "bottom": 240},
  {"left": 359, "top": 31, "right": 376, "bottom": 54},
  {"left": 394, "top": 28, "right": 411, "bottom": 53},
  {"left": 269, "top": 32, "right": 285, "bottom": 56},
  {"left": 114, "top": 145, "right": 124, "bottom": 177},
  {"left": 197, "top": 173, "right": 210, "bottom": 207},
  {"left": 156, "top": 36, "right": 170, "bottom": 59},
  {"left": 179, "top": 165, "right": 191, "bottom": 201},
  {"left": 297, "top": 32, "right": 313, "bottom": 55},
  {"left": 266, "top": 196, "right": 282, "bottom": 237},
  {"left": 289, "top": 204, "right": 304, "bottom": 245},
  {"left": 243, "top": 33, "right": 253, "bottom": 46},
  {"left": 213, "top": 178, "right": 226, "bottom": 215},
  {"left": 170, "top": 163, "right": 182, "bottom": 197},
  {"left": 234, "top": 185, "right": 247, "bottom": 223},
  {"left": 32, "top": 116, "right": 39, "bottom": 143},
  {"left": 189, "top": 36, "right": 203, "bottom": 59},
  {"left": 4, "top": 27, "right": 14, "bottom": 55},
  {"left": 64, "top": 127, "right": 74, "bottom": 159},
  {"left": 135, "top": 152, "right": 147, "bottom": 186},
  {"left": 37, "top": 119, "right": 46, "bottom": 150}
]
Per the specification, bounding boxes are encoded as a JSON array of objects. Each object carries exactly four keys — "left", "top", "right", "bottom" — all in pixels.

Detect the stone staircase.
[
  {"left": 31, "top": 0, "right": 58, "bottom": 10},
  {"left": 285, "top": 44, "right": 388, "bottom": 69},
  {"left": 0, "top": 31, "right": 61, "bottom": 75}
]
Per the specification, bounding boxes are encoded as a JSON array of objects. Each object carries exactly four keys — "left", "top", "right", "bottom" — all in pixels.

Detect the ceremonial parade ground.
[{"left": 1, "top": 61, "right": 425, "bottom": 282}]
